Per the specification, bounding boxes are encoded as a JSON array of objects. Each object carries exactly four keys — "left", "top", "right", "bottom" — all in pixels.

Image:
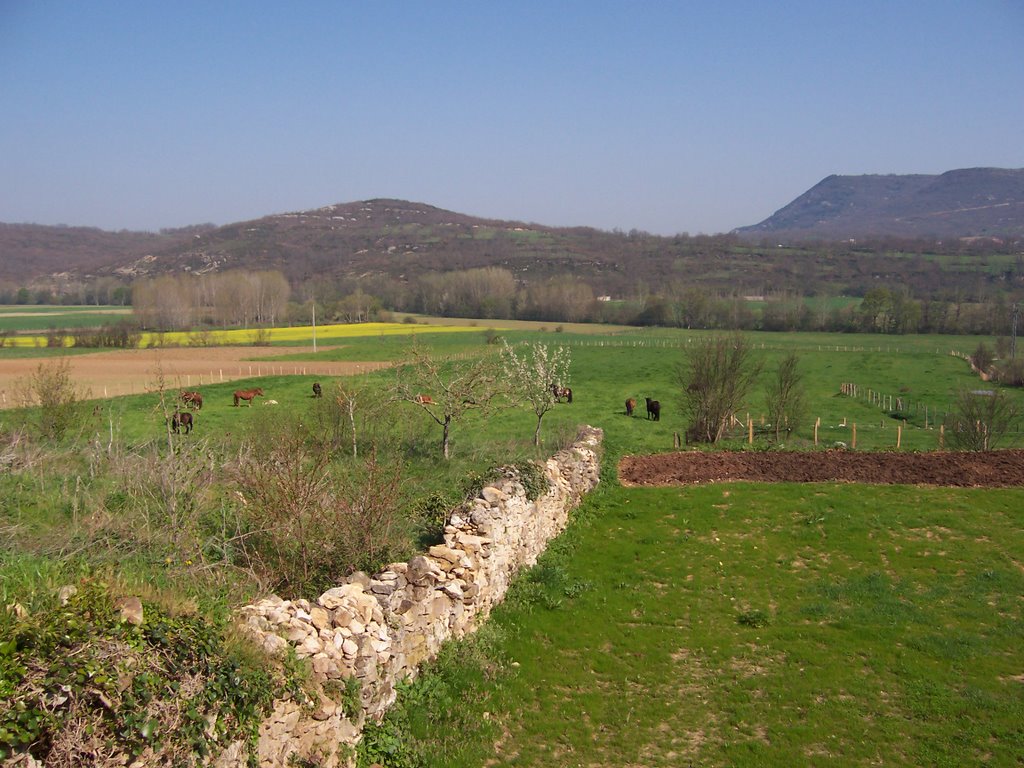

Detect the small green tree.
[
  {"left": 678, "top": 334, "right": 762, "bottom": 443},
  {"left": 764, "top": 353, "right": 806, "bottom": 441},
  {"left": 500, "top": 340, "right": 572, "bottom": 446}
]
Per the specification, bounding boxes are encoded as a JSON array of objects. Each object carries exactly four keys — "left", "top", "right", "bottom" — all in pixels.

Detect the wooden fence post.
[
  {"left": 897, "top": 425, "right": 902, "bottom": 449},
  {"left": 852, "top": 423, "right": 857, "bottom": 449}
]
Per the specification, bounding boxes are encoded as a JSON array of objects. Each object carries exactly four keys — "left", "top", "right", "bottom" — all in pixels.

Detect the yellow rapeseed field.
[{"left": 7, "top": 322, "right": 485, "bottom": 348}]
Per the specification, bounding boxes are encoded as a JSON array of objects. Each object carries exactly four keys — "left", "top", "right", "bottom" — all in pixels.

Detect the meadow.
[{"left": 0, "top": 316, "right": 1022, "bottom": 765}]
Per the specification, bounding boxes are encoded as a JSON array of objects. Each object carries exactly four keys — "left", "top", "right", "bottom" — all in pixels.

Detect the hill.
[
  {"left": 16, "top": 199, "right": 664, "bottom": 294},
  {"left": 2, "top": 191, "right": 1023, "bottom": 305},
  {"left": 0, "top": 223, "right": 201, "bottom": 282},
  {"left": 735, "top": 167, "right": 1024, "bottom": 241}
]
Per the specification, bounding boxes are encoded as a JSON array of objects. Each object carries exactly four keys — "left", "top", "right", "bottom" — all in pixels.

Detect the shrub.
[
  {"left": 16, "top": 359, "right": 89, "bottom": 440},
  {"left": 993, "top": 357, "right": 1024, "bottom": 387},
  {"left": 943, "top": 387, "right": 1022, "bottom": 450},
  {"left": 971, "top": 342, "right": 995, "bottom": 375},
  {"left": 232, "top": 425, "right": 409, "bottom": 595}
]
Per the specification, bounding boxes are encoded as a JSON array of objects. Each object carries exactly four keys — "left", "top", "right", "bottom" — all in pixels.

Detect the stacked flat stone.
[{"left": 225, "top": 426, "right": 603, "bottom": 768}]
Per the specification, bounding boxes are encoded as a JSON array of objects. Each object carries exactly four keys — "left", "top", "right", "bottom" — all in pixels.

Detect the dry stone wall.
[{"left": 224, "top": 426, "right": 603, "bottom": 767}]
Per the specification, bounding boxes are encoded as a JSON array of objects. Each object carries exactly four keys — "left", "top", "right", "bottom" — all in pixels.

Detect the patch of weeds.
[
  {"left": 323, "top": 675, "right": 362, "bottom": 720},
  {"left": 410, "top": 490, "right": 458, "bottom": 548},
  {"left": 736, "top": 609, "right": 769, "bottom": 628},
  {"left": 0, "top": 577, "right": 282, "bottom": 765},
  {"left": 464, "top": 461, "right": 548, "bottom": 503},
  {"left": 800, "top": 510, "right": 826, "bottom": 526},
  {"left": 564, "top": 580, "right": 594, "bottom": 599}
]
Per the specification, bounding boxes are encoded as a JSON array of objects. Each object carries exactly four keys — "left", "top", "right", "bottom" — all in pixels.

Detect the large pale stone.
[
  {"left": 319, "top": 583, "right": 365, "bottom": 609},
  {"left": 309, "top": 606, "right": 331, "bottom": 631},
  {"left": 481, "top": 485, "right": 506, "bottom": 503},
  {"left": 114, "top": 596, "right": 144, "bottom": 626}
]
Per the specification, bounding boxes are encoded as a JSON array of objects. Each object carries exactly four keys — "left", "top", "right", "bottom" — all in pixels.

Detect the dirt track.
[
  {"left": 0, "top": 347, "right": 389, "bottom": 408},
  {"left": 619, "top": 449, "right": 1024, "bottom": 488}
]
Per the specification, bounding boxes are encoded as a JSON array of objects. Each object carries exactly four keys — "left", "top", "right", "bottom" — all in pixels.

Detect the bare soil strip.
[
  {"left": 619, "top": 449, "right": 1024, "bottom": 488},
  {"left": 0, "top": 346, "right": 389, "bottom": 408}
]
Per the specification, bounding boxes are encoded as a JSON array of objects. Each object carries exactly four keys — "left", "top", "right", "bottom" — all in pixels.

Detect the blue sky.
[{"left": 2, "top": 1, "right": 1022, "bottom": 235}]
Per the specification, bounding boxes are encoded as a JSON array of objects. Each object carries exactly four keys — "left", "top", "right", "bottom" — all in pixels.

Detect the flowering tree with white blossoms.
[{"left": 501, "top": 340, "right": 572, "bottom": 446}]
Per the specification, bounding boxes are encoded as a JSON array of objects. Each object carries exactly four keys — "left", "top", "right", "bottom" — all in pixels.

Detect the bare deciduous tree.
[
  {"left": 395, "top": 346, "right": 502, "bottom": 459},
  {"left": 765, "top": 352, "right": 806, "bottom": 441},
  {"left": 678, "top": 334, "right": 762, "bottom": 443},
  {"left": 944, "top": 387, "right": 1021, "bottom": 450}
]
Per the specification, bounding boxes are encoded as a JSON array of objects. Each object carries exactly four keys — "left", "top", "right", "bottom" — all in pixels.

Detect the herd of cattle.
[
  {"left": 169, "top": 381, "right": 663, "bottom": 434},
  {"left": 169, "top": 383, "right": 316, "bottom": 433}
]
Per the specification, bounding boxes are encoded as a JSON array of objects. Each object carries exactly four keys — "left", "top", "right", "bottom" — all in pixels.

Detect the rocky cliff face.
[{"left": 223, "top": 426, "right": 604, "bottom": 767}]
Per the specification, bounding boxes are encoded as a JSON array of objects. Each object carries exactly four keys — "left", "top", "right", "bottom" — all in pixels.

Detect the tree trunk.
[
  {"left": 442, "top": 417, "right": 451, "bottom": 459},
  {"left": 534, "top": 414, "right": 543, "bottom": 446}
]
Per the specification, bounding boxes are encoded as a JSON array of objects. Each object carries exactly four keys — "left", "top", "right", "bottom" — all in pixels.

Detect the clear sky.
[{"left": 2, "top": 1, "right": 1022, "bottom": 235}]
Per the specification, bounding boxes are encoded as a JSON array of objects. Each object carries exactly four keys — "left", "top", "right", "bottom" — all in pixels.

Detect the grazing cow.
[
  {"left": 414, "top": 393, "right": 434, "bottom": 405},
  {"left": 233, "top": 387, "right": 264, "bottom": 406},
  {"left": 171, "top": 410, "right": 193, "bottom": 434},
  {"left": 645, "top": 397, "right": 661, "bottom": 421},
  {"left": 312, "top": 382, "right": 322, "bottom": 398},
  {"left": 625, "top": 397, "right": 636, "bottom": 417},
  {"left": 179, "top": 390, "right": 203, "bottom": 410},
  {"left": 551, "top": 384, "right": 573, "bottom": 403}
]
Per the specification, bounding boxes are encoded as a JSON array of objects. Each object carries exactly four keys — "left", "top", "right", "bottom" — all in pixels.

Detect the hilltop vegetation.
[{"left": 2, "top": 189, "right": 1023, "bottom": 339}]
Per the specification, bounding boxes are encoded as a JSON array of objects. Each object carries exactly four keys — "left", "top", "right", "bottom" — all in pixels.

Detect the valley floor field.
[
  {"left": 0, "top": 345, "right": 389, "bottom": 406},
  {"left": 620, "top": 448, "right": 1024, "bottom": 488}
]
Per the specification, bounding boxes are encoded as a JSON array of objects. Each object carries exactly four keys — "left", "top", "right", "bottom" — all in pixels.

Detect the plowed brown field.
[
  {"left": 619, "top": 449, "right": 1024, "bottom": 488},
  {"left": 0, "top": 347, "right": 389, "bottom": 408}
]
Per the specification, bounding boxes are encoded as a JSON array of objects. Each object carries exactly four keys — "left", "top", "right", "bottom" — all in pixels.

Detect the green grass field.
[
  {"left": 0, "top": 305, "right": 132, "bottom": 333},
  {"left": 408, "top": 480, "right": 1023, "bottom": 766},
  {"left": 1, "top": 322, "right": 1022, "bottom": 766}
]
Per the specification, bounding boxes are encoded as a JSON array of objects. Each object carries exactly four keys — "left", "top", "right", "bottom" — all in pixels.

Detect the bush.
[
  {"left": 993, "top": 357, "right": 1024, "bottom": 387},
  {"left": 943, "top": 387, "right": 1022, "bottom": 450},
  {"left": 232, "top": 424, "right": 409, "bottom": 595},
  {"left": 17, "top": 359, "right": 89, "bottom": 440},
  {"left": 971, "top": 342, "right": 995, "bottom": 375}
]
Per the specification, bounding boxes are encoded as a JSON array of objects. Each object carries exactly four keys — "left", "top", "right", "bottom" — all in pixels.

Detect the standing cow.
[
  {"left": 645, "top": 397, "right": 661, "bottom": 421},
  {"left": 171, "top": 411, "right": 193, "bottom": 434}
]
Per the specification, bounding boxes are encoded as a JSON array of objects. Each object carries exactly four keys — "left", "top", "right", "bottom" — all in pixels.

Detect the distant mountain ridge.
[{"left": 735, "top": 167, "right": 1024, "bottom": 240}]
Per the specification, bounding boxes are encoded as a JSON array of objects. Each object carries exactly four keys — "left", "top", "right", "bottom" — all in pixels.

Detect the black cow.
[{"left": 645, "top": 397, "right": 661, "bottom": 421}]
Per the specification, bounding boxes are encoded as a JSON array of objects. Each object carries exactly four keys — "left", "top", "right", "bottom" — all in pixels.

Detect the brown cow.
[
  {"left": 625, "top": 397, "right": 636, "bottom": 417},
  {"left": 233, "top": 387, "right": 264, "bottom": 406},
  {"left": 171, "top": 411, "right": 193, "bottom": 434},
  {"left": 179, "top": 390, "right": 203, "bottom": 410}
]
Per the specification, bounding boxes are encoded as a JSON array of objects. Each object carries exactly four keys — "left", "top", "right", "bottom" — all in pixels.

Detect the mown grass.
[{"left": 388, "top": 480, "right": 1024, "bottom": 767}]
